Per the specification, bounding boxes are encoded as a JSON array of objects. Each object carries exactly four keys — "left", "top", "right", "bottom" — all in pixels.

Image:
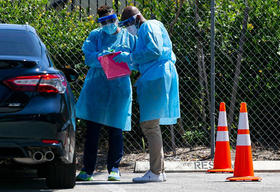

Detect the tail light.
[
  {"left": 42, "top": 139, "right": 60, "bottom": 144},
  {"left": 3, "top": 74, "right": 67, "bottom": 94}
]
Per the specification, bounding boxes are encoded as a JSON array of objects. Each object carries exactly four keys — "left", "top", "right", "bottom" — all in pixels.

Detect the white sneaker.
[{"left": 132, "top": 170, "right": 165, "bottom": 183}]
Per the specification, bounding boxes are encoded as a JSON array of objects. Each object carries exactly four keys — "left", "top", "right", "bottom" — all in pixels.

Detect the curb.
[{"left": 134, "top": 161, "right": 280, "bottom": 173}]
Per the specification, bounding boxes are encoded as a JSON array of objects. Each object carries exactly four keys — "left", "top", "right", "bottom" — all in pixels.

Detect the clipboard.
[{"left": 98, "top": 51, "right": 131, "bottom": 80}]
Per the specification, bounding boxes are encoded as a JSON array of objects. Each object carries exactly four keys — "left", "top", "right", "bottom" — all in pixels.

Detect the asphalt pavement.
[{"left": 0, "top": 171, "right": 279, "bottom": 192}]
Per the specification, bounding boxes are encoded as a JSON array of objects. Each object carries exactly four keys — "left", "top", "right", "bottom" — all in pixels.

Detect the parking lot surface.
[{"left": 0, "top": 171, "right": 279, "bottom": 192}]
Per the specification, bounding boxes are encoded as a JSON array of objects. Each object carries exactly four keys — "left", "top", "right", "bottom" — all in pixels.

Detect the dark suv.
[{"left": 0, "top": 24, "right": 77, "bottom": 188}]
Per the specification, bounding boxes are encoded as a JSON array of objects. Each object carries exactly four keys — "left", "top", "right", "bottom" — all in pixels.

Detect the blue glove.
[
  {"left": 97, "top": 50, "right": 113, "bottom": 57},
  {"left": 113, "top": 52, "right": 132, "bottom": 63}
]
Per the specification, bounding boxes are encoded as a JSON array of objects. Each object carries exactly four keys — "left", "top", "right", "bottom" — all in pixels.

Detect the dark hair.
[{"left": 97, "top": 5, "right": 114, "bottom": 17}]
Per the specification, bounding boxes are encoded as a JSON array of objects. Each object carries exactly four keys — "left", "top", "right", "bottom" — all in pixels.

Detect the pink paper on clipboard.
[{"left": 98, "top": 51, "right": 131, "bottom": 80}]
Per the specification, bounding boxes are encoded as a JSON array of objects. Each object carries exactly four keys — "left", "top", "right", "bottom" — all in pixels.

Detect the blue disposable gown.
[
  {"left": 132, "top": 20, "right": 180, "bottom": 124},
  {"left": 76, "top": 28, "right": 136, "bottom": 131}
]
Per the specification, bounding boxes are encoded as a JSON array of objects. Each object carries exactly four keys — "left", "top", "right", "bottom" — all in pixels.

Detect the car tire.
[{"left": 45, "top": 153, "right": 76, "bottom": 189}]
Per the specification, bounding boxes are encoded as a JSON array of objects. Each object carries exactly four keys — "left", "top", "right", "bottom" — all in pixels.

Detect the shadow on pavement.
[{"left": 76, "top": 181, "right": 134, "bottom": 185}]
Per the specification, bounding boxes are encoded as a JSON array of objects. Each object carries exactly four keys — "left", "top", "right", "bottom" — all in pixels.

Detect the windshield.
[{"left": 0, "top": 30, "right": 41, "bottom": 57}]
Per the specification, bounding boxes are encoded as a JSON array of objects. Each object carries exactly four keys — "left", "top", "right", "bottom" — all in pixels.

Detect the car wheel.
[{"left": 45, "top": 153, "right": 76, "bottom": 189}]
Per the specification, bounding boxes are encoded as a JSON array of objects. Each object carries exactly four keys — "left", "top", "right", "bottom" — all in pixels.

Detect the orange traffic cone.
[
  {"left": 227, "top": 102, "right": 261, "bottom": 181},
  {"left": 207, "top": 102, "right": 233, "bottom": 173}
]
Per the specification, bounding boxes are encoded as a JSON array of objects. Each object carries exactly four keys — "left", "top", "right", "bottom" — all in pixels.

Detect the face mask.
[
  {"left": 102, "top": 23, "right": 118, "bottom": 35},
  {"left": 126, "top": 25, "right": 138, "bottom": 36}
]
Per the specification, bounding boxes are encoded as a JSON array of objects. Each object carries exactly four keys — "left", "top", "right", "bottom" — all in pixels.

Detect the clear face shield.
[
  {"left": 97, "top": 14, "right": 119, "bottom": 34},
  {"left": 119, "top": 13, "right": 140, "bottom": 35}
]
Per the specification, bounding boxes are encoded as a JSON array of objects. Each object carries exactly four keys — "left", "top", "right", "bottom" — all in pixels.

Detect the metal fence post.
[
  {"left": 170, "top": 125, "right": 176, "bottom": 156},
  {"left": 210, "top": 0, "right": 216, "bottom": 158},
  {"left": 115, "top": 0, "right": 119, "bottom": 15},
  {"left": 71, "top": 0, "right": 75, "bottom": 11},
  {"left": 87, "top": 0, "right": 90, "bottom": 15},
  {"left": 79, "top": 0, "right": 82, "bottom": 19},
  {"left": 96, "top": 0, "right": 99, "bottom": 11}
]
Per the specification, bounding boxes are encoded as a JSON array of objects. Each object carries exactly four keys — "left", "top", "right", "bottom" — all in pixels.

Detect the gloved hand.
[
  {"left": 113, "top": 52, "right": 132, "bottom": 64},
  {"left": 97, "top": 50, "right": 113, "bottom": 57}
]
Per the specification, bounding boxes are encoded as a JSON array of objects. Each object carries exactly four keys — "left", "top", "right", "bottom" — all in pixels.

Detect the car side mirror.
[{"left": 60, "top": 67, "right": 79, "bottom": 83}]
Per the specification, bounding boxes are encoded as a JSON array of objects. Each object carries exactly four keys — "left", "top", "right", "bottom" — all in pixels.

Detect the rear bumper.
[
  {"left": 0, "top": 114, "right": 66, "bottom": 138},
  {"left": 0, "top": 136, "right": 74, "bottom": 164},
  {"left": 0, "top": 139, "right": 64, "bottom": 158},
  {"left": 0, "top": 121, "right": 58, "bottom": 138},
  {"left": 0, "top": 114, "right": 75, "bottom": 164}
]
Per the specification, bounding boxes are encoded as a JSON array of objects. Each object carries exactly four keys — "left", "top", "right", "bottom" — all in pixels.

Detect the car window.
[{"left": 0, "top": 30, "right": 41, "bottom": 56}]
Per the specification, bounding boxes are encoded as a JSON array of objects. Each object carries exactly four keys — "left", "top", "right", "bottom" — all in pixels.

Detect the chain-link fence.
[{"left": 1, "top": 0, "right": 279, "bottom": 161}]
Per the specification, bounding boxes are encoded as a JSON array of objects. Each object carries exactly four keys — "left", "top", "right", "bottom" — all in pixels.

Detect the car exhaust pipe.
[
  {"left": 44, "top": 151, "right": 55, "bottom": 161},
  {"left": 33, "top": 151, "right": 44, "bottom": 161}
]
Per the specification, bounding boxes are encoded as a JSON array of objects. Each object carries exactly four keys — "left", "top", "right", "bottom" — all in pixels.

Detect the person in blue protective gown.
[
  {"left": 75, "top": 5, "right": 136, "bottom": 181},
  {"left": 114, "top": 6, "right": 180, "bottom": 183}
]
